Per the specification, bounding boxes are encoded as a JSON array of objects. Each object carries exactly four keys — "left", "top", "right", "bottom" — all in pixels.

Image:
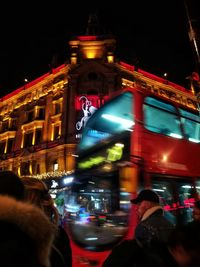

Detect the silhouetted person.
[
  {"left": 102, "top": 189, "right": 174, "bottom": 267},
  {"left": 103, "top": 220, "right": 200, "bottom": 267},
  {"left": 0, "top": 171, "right": 55, "bottom": 267},
  {"left": 21, "top": 177, "right": 72, "bottom": 267},
  {"left": 131, "top": 189, "right": 174, "bottom": 248},
  {"left": 166, "top": 220, "right": 200, "bottom": 266}
]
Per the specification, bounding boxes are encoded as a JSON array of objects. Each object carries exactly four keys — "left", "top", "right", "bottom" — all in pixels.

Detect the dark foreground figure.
[{"left": 102, "top": 220, "right": 200, "bottom": 267}]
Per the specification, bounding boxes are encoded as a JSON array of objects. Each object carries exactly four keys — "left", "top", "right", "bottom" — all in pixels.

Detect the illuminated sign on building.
[
  {"left": 76, "top": 96, "right": 97, "bottom": 131},
  {"left": 75, "top": 95, "right": 108, "bottom": 139}
]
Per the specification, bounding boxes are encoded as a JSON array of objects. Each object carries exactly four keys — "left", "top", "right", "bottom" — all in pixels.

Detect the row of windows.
[
  {"left": 144, "top": 97, "right": 200, "bottom": 143},
  {"left": 0, "top": 124, "right": 61, "bottom": 155},
  {"left": 20, "top": 161, "right": 59, "bottom": 176},
  {"left": 79, "top": 92, "right": 200, "bottom": 152},
  {"left": 0, "top": 101, "right": 63, "bottom": 134}
]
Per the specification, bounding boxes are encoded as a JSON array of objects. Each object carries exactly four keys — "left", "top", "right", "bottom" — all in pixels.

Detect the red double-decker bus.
[{"left": 65, "top": 83, "right": 200, "bottom": 267}]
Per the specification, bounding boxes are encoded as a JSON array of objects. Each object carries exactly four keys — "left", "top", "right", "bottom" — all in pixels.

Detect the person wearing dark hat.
[
  {"left": 131, "top": 189, "right": 174, "bottom": 249},
  {"left": 192, "top": 200, "right": 200, "bottom": 221},
  {"left": 0, "top": 171, "right": 55, "bottom": 267},
  {"left": 103, "top": 189, "right": 175, "bottom": 267}
]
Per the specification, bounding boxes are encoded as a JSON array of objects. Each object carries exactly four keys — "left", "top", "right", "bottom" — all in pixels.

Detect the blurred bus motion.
[{"left": 64, "top": 85, "right": 200, "bottom": 266}]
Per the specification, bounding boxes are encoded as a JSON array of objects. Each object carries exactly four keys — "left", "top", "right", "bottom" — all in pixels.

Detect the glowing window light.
[
  {"left": 85, "top": 237, "right": 98, "bottom": 241},
  {"left": 63, "top": 176, "right": 74, "bottom": 184},
  {"left": 182, "top": 185, "right": 200, "bottom": 189},
  {"left": 154, "top": 189, "right": 165, "bottom": 192},
  {"left": 115, "top": 143, "right": 124, "bottom": 147},
  {"left": 101, "top": 114, "right": 134, "bottom": 128},
  {"left": 53, "top": 162, "right": 59, "bottom": 171},
  {"left": 189, "top": 137, "right": 200, "bottom": 143},
  {"left": 182, "top": 185, "right": 192, "bottom": 188},
  {"left": 169, "top": 133, "right": 182, "bottom": 139}
]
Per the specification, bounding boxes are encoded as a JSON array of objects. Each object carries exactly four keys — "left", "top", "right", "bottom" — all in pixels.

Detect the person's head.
[
  {"left": 21, "top": 177, "right": 59, "bottom": 225},
  {"left": 0, "top": 171, "right": 25, "bottom": 200},
  {"left": 130, "top": 189, "right": 160, "bottom": 219},
  {"left": 192, "top": 200, "right": 200, "bottom": 221},
  {"left": 168, "top": 221, "right": 200, "bottom": 267}
]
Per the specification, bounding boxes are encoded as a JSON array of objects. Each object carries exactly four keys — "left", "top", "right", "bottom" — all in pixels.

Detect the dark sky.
[{"left": 0, "top": 0, "right": 199, "bottom": 98}]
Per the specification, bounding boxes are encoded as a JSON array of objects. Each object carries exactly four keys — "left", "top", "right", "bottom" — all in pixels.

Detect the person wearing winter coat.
[
  {"left": 21, "top": 176, "right": 72, "bottom": 267},
  {"left": 130, "top": 189, "right": 174, "bottom": 248},
  {"left": 0, "top": 171, "right": 55, "bottom": 267},
  {"left": 102, "top": 189, "right": 175, "bottom": 267}
]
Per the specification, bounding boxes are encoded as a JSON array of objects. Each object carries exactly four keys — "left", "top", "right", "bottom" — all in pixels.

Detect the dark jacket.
[
  {"left": 0, "top": 195, "right": 55, "bottom": 267},
  {"left": 102, "top": 238, "right": 179, "bottom": 267},
  {"left": 50, "top": 225, "right": 72, "bottom": 267},
  {"left": 135, "top": 206, "right": 174, "bottom": 248}
]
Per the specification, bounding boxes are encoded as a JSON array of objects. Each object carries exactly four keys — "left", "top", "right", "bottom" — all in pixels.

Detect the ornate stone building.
[{"left": 0, "top": 16, "right": 196, "bottom": 184}]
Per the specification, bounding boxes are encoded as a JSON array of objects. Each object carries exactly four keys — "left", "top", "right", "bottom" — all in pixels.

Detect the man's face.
[{"left": 136, "top": 200, "right": 151, "bottom": 219}]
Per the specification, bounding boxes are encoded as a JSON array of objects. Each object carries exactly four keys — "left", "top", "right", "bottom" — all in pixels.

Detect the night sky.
[{"left": 0, "top": 0, "right": 199, "bottom": 98}]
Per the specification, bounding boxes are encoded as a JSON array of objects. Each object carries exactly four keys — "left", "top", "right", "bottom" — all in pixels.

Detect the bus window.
[
  {"left": 65, "top": 171, "right": 130, "bottom": 251},
  {"left": 179, "top": 108, "right": 200, "bottom": 143},
  {"left": 78, "top": 92, "right": 134, "bottom": 151},
  {"left": 152, "top": 179, "right": 194, "bottom": 225},
  {"left": 144, "top": 97, "right": 182, "bottom": 139},
  {"left": 194, "top": 180, "right": 200, "bottom": 198}
]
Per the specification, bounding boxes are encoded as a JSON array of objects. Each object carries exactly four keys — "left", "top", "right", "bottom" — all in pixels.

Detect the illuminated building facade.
[{"left": 0, "top": 15, "right": 197, "bottom": 183}]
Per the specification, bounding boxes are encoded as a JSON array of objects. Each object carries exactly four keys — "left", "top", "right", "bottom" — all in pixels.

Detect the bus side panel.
[{"left": 141, "top": 130, "right": 200, "bottom": 177}]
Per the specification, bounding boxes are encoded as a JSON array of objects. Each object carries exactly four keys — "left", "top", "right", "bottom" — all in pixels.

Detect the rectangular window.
[
  {"left": 24, "top": 132, "right": 33, "bottom": 147},
  {"left": 35, "top": 129, "right": 42, "bottom": 145},
  {"left": 144, "top": 97, "right": 182, "bottom": 139},
  {"left": 27, "top": 110, "right": 34, "bottom": 122},
  {"left": 38, "top": 108, "right": 45, "bottom": 120},
  {"left": 7, "top": 139, "right": 14, "bottom": 153},
  {"left": 79, "top": 92, "right": 134, "bottom": 151},
  {"left": 152, "top": 178, "right": 195, "bottom": 225},
  {"left": 10, "top": 118, "right": 17, "bottom": 130},
  {"left": 54, "top": 125, "right": 60, "bottom": 140},
  {"left": 0, "top": 142, "right": 6, "bottom": 154},
  {"left": 55, "top": 103, "right": 61, "bottom": 114},
  {"left": 21, "top": 162, "right": 30, "bottom": 176},
  {"left": 2, "top": 120, "right": 9, "bottom": 132},
  {"left": 179, "top": 109, "right": 200, "bottom": 143}
]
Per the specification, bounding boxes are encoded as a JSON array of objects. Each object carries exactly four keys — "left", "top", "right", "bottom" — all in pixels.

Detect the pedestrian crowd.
[
  {"left": 102, "top": 189, "right": 200, "bottom": 267},
  {"left": 1, "top": 170, "right": 200, "bottom": 267},
  {"left": 0, "top": 170, "right": 72, "bottom": 267}
]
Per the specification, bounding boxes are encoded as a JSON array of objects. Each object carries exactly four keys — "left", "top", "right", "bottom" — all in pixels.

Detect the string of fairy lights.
[{"left": 32, "top": 170, "right": 74, "bottom": 180}]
